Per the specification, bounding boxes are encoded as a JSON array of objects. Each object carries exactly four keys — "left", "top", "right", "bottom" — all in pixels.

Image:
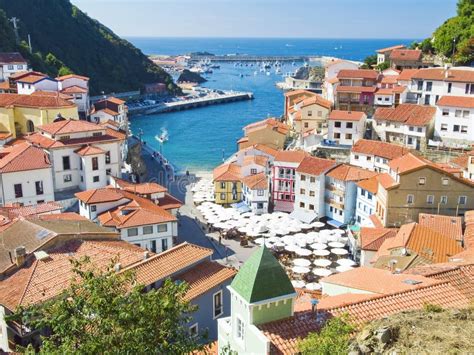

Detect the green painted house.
[{"left": 217, "top": 246, "right": 297, "bottom": 354}]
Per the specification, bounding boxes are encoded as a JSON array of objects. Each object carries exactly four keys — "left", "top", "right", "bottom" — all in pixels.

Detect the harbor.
[{"left": 189, "top": 54, "right": 311, "bottom": 63}]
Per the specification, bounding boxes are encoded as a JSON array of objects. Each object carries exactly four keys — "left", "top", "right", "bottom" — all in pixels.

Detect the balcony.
[
  {"left": 326, "top": 184, "right": 345, "bottom": 196},
  {"left": 325, "top": 197, "right": 344, "bottom": 210}
]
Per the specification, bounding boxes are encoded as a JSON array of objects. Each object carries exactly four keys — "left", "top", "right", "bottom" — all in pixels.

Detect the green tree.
[
  {"left": 298, "top": 315, "right": 354, "bottom": 355},
  {"left": 376, "top": 61, "right": 390, "bottom": 71},
  {"left": 360, "top": 54, "right": 377, "bottom": 69},
  {"left": 9, "top": 258, "right": 204, "bottom": 354}
]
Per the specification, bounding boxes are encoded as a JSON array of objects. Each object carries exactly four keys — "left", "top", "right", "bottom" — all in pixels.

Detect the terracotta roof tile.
[
  {"left": 374, "top": 104, "right": 436, "bottom": 126},
  {"left": 60, "top": 85, "right": 88, "bottom": 94},
  {"left": 377, "top": 172, "right": 398, "bottom": 190},
  {"left": 74, "top": 145, "right": 105, "bottom": 156},
  {"left": 389, "top": 49, "right": 422, "bottom": 61},
  {"left": 240, "top": 172, "right": 268, "bottom": 190},
  {"left": 337, "top": 69, "right": 378, "bottom": 80},
  {"left": 0, "top": 142, "right": 51, "bottom": 173},
  {"left": 351, "top": 139, "right": 410, "bottom": 160},
  {"left": 296, "top": 156, "right": 337, "bottom": 176},
  {"left": 56, "top": 74, "right": 90, "bottom": 81},
  {"left": 359, "top": 227, "right": 398, "bottom": 251},
  {"left": 284, "top": 89, "right": 317, "bottom": 97},
  {"left": 274, "top": 150, "right": 308, "bottom": 163},
  {"left": 244, "top": 118, "right": 289, "bottom": 135},
  {"left": 336, "top": 85, "right": 377, "bottom": 93},
  {"left": 437, "top": 96, "right": 474, "bottom": 109},
  {"left": 300, "top": 95, "right": 332, "bottom": 110},
  {"left": 243, "top": 155, "right": 268, "bottom": 167},
  {"left": 112, "top": 177, "right": 168, "bottom": 195},
  {"left": 376, "top": 45, "right": 406, "bottom": 53},
  {"left": 326, "top": 164, "right": 377, "bottom": 182},
  {"left": 39, "top": 119, "right": 104, "bottom": 135},
  {"left": 397, "top": 69, "right": 419, "bottom": 81},
  {"left": 388, "top": 152, "right": 433, "bottom": 174},
  {"left": 75, "top": 188, "right": 125, "bottom": 204},
  {"left": 213, "top": 163, "right": 241, "bottom": 181},
  {"left": 38, "top": 212, "right": 88, "bottom": 221},
  {"left": 0, "top": 93, "right": 75, "bottom": 108},
  {"left": 356, "top": 175, "right": 380, "bottom": 194},
  {"left": 412, "top": 67, "right": 474, "bottom": 83},
  {"left": 16, "top": 73, "right": 52, "bottom": 84},
  {"left": 328, "top": 110, "right": 366, "bottom": 121},
  {"left": 418, "top": 213, "right": 463, "bottom": 242},
  {"left": 0, "top": 202, "right": 61, "bottom": 219}
]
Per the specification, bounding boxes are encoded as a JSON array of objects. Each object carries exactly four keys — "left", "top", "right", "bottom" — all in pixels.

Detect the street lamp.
[{"left": 452, "top": 37, "right": 456, "bottom": 66}]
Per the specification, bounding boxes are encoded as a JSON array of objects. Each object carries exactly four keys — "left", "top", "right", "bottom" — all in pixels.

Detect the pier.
[
  {"left": 128, "top": 90, "right": 254, "bottom": 115},
  {"left": 189, "top": 55, "right": 310, "bottom": 63}
]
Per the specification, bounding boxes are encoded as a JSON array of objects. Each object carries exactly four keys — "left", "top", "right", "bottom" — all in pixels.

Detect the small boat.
[
  {"left": 239, "top": 73, "right": 244, "bottom": 78},
  {"left": 254, "top": 71, "right": 258, "bottom": 75},
  {"left": 266, "top": 71, "right": 271, "bottom": 76},
  {"left": 155, "top": 128, "right": 169, "bottom": 143}
]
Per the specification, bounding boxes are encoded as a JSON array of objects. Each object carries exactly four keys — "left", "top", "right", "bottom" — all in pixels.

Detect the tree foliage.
[
  {"left": 8, "top": 257, "right": 204, "bottom": 354},
  {"left": 360, "top": 54, "right": 377, "bottom": 69},
  {"left": 376, "top": 61, "right": 390, "bottom": 71},
  {"left": 298, "top": 315, "right": 354, "bottom": 355},
  {"left": 0, "top": 0, "right": 179, "bottom": 95}
]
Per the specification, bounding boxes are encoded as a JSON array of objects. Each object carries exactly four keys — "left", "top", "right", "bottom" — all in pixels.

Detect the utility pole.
[
  {"left": 27, "top": 34, "right": 32, "bottom": 53},
  {"left": 9, "top": 17, "right": 20, "bottom": 44},
  {"left": 452, "top": 37, "right": 456, "bottom": 66}
]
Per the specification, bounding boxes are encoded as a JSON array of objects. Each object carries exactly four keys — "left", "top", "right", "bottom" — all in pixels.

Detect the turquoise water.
[{"left": 128, "top": 38, "right": 415, "bottom": 172}]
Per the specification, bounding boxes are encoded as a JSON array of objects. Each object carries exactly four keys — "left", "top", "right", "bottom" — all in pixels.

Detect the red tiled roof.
[
  {"left": 356, "top": 175, "right": 380, "bottom": 194},
  {"left": 275, "top": 150, "right": 308, "bottom": 164},
  {"left": 26, "top": 130, "right": 124, "bottom": 149},
  {"left": 0, "top": 201, "right": 61, "bottom": 219},
  {"left": 244, "top": 118, "right": 289, "bottom": 135},
  {"left": 389, "top": 49, "right": 422, "bottom": 61},
  {"left": 351, "top": 139, "right": 410, "bottom": 160},
  {"left": 300, "top": 95, "right": 332, "bottom": 110},
  {"left": 16, "top": 73, "right": 52, "bottom": 84},
  {"left": 0, "top": 93, "right": 75, "bottom": 108},
  {"left": 336, "top": 85, "right": 377, "bottom": 93},
  {"left": 326, "top": 164, "right": 377, "bottom": 182},
  {"left": 213, "top": 163, "right": 241, "bottom": 182},
  {"left": 38, "top": 212, "right": 87, "bottom": 221},
  {"left": 374, "top": 104, "right": 436, "bottom": 126},
  {"left": 75, "top": 188, "right": 125, "bottom": 204},
  {"left": 359, "top": 227, "right": 398, "bottom": 251},
  {"left": 328, "top": 110, "right": 366, "bottom": 121},
  {"left": 240, "top": 172, "right": 268, "bottom": 190},
  {"left": 0, "top": 142, "right": 51, "bottom": 173},
  {"left": 437, "top": 96, "right": 474, "bottom": 109},
  {"left": 112, "top": 177, "right": 168, "bottom": 195},
  {"left": 56, "top": 74, "right": 90, "bottom": 81},
  {"left": 39, "top": 119, "right": 104, "bottom": 135},
  {"left": 376, "top": 45, "right": 406, "bottom": 53},
  {"left": 337, "top": 69, "right": 378, "bottom": 80},
  {"left": 98, "top": 203, "right": 176, "bottom": 228},
  {"left": 284, "top": 89, "right": 317, "bottom": 97},
  {"left": 296, "top": 156, "right": 337, "bottom": 176},
  {"left": 397, "top": 69, "right": 419, "bottom": 81},
  {"left": 0, "top": 52, "right": 26, "bottom": 64},
  {"left": 412, "top": 68, "right": 474, "bottom": 83},
  {"left": 418, "top": 213, "right": 463, "bottom": 242},
  {"left": 74, "top": 145, "right": 105, "bottom": 156},
  {"left": 377, "top": 172, "right": 398, "bottom": 190},
  {"left": 105, "top": 97, "right": 125, "bottom": 105},
  {"left": 97, "top": 107, "right": 119, "bottom": 116},
  {"left": 61, "top": 85, "right": 88, "bottom": 94}
]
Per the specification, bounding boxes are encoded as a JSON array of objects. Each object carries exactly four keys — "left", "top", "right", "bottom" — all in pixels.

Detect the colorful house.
[
  {"left": 213, "top": 163, "right": 242, "bottom": 205},
  {"left": 335, "top": 69, "right": 379, "bottom": 114},
  {"left": 237, "top": 118, "right": 289, "bottom": 150},
  {"left": 217, "top": 246, "right": 297, "bottom": 354}
]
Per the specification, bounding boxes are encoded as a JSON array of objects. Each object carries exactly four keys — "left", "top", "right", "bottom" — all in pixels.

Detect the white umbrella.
[
  {"left": 314, "top": 249, "right": 330, "bottom": 257},
  {"left": 312, "top": 268, "right": 333, "bottom": 277},
  {"left": 313, "top": 259, "right": 332, "bottom": 267},
  {"left": 312, "top": 221, "right": 325, "bottom": 228},
  {"left": 292, "top": 266, "right": 310, "bottom": 274},
  {"left": 241, "top": 212, "right": 253, "bottom": 218},
  {"left": 293, "top": 258, "right": 311, "bottom": 267},
  {"left": 285, "top": 244, "right": 299, "bottom": 252},
  {"left": 274, "top": 241, "right": 286, "bottom": 248},
  {"left": 305, "top": 282, "right": 322, "bottom": 291},
  {"left": 310, "top": 243, "right": 327, "bottom": 250},
  {"left": 291, "top": 280, "right": 306, "bottom": 288},
  {"left": 336, "top": 265, "right": 354, "bottom": 273},
  {"left": 331, "top": 248, "right": 349, "bottom": 256},
  {"left": 295, "top": 248, "right": 312, "bottom": 257},
  {"left": 329, "top": 241, "right": 345, "bottom": 248},
  {"left": 300, "top": 224, "right": 313, "bottom": 230},
  {"left": 337, "top": 258, "right": 357, "bottom": 267}
]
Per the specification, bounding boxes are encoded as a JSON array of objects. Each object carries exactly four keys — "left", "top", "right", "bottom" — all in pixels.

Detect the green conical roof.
[{"left": 231, "top": 246, "right": 295, "bottom": 303}]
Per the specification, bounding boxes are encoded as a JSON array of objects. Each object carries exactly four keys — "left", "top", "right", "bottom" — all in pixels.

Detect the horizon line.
[{"left": 123, "top": 36, "right": 420, "bottom": 41}]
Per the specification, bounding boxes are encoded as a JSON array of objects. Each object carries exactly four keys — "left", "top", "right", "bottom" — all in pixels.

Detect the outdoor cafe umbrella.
[
  {"left": 313, "top": 249, "right": 330, "bottom": 257},
  {"left": 336, "top": 265, "right": 354, "bottom": 273},
  {"left": 285, "top": 244, "right": 299, "bottom": 253},
  {"left": 293, "top": 258, "right": 311, "bottom": 267},
  {"left": 313, "top": 259, "right": 332, "bottom": 267},
  {"left": 311, "top": 221, "right": 325, "bottom": 228},
  {"left": 291, "top": 280, "right": 306, "bottom": 288},
  {"left": 337, "top": 258, "right": 357, "bottom": 267},
  {"left": 310, "top": 243, "right": 327, "bottom": 250},
  {"left": 294, "top": 248, "right": 312, "bottom": 257},
  {"left": 305, "top": 282, "right": 322, "bottom": 291},
  {"left": 328, "top": 241, "right": 346, "bottom": 248},
  {"left": 331, "top": 248, "right": 349, "bottom": 256},
  {"left": 312, "top": 268, "right": 333, "bottom": 277},
  {"left": 292, "top": 266, "right": 310, "bottom": 274}
]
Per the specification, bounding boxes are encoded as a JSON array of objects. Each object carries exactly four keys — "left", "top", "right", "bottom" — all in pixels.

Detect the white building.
[
  {"left": 26, "top": 119, "right": 126, "bottom": 192},
  {"left": 355, "top": 175, "right": 378, "bottom": 226},
  {"left": 234, "top": 144, "right": 278, "bottom": 166},
  {"left": 407, "top": 67, "right": 474, "bottom": 106},
  {"left": 91, "top": 97, "right": 128, "bottom": 129},
  {"left": 293, "top": 156, "right": 337, "bottom": 223},
  {"left": 323, "top": 59, "right": 359, "bottom": 102},
  {"left": 327, "top": 110, "right": 366, "bottom": 146},
  {"left": 241, "top": 172, "right": 269, "bottom": 214},
  {"left": 16, "top": 73, "right": 58, "bottom": 95},
  {"left": 76, "top": 186, "right": 179, "bottom": 253},
  {"left": 0, "top": 142, "right": 54, "bottom": 206},
  {"left": 350, "top": 139, "right": 410, "bottom": 173},
  {"left": 324, "top": 164, "right": 377, "bottom": 227},
  {"left": 240, "top": 155, "right": 268, "bottom": 177},
  {"left": 375, "top": 45, "right": 406, "bottom": 66},
  {"left": 57, "top": 74, "right": 90, "bottom": 117},
  {"left": 0, "top": 53, "right": 28, "bottom": 81},
  {"left": 373, "top": 103, "right": 436, "bottom": 150},
  {"left": 434, "top": 96, "right": 474, "bottom": 148}
]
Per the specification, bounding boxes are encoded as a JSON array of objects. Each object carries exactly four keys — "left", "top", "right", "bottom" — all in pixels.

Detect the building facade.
[{"left": 327, "top": 110, "right": 366, "bottom": 146}]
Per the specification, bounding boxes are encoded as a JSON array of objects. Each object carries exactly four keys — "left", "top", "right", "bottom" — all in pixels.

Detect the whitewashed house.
[
  {"left": 26, "top": 119, "right": 126, "bottom": 192},
  {"left": 293, "top": 156, "right": 337, "bottom": 223},
  {"left": 16, "top": 73, "right": 58, "bottom": 95},
  {"left": 75, "top": 186, "right": 179, "bottom": 253},
  {"left": 350, "top": 139, "right": 409, "bottom": 173},
  {"left": 0, "top": 53, "right": 28, "bottom": 81},
  {"left": 0, "top": 142, "right": 54, "bottom": 206},
  {"left": 323, "top": 59, "right": 359, "bottom": 102},
  {"left": 241, "top": 155, "right": 268, "bottom": 177},
  {"left": 91, "top": 97, "right": 128, "bottom": 129},
  {"left": 355, "top": 175, "right": 379, "bottom": 226},
  {"left": 57, "top": 74, "right": 90, "bottom": 117},
  {"left": 434, "top": 96, "right": 474, "bottom": 148},
  {"left": 324, "top": 164, "right": 377, "bottom": 227},
  {"left": 327, "top": 110, "right": 366, "bottom": 146},
  {"left": 241, "top": 172, "right": 269, "bottom": 214}
]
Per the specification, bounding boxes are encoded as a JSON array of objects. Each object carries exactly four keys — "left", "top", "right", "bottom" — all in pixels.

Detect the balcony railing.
[{"left": 325, "top": 197, "right": 344, "bottom": 210}]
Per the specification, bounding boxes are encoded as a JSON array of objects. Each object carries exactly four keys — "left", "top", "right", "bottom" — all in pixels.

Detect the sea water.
[{"left": 128, "top": 37, "right": 415, "bottom": 172}]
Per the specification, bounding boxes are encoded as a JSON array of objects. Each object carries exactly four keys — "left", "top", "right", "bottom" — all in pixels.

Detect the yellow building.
[
  {"left": 213, "top": 162, "right": 242, "bottom": 205},
  {"left": 0, "top": 93, "right": 78, "bottom": 138},
  {"left": 374, "top": 153, "right": 474, "bottom": 227},
  {"left": 288, "top": 95, "right": 332, "bottom": 134},
  {"left": 237, "top": 118, "right": 289, "bottom": 150}
]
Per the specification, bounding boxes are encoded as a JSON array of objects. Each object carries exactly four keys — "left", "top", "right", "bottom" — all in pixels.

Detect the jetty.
[
  {"left": 189, "top": 55, "right": 310, "bottom": 63},
  {"left": 128, "top": 90, "right": 253, "bottom": 115}
]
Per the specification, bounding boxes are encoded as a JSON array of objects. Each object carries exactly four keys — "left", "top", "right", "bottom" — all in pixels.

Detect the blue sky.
[{"left": 72, "top": 0, "right": 457, "bottom": 38}]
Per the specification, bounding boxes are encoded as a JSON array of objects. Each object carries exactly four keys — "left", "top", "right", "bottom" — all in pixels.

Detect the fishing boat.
[{"left": 155, "top": 128, "right": 169, "bottom": 143}]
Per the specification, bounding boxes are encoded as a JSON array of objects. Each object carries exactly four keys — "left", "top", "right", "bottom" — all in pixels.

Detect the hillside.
[{"left": 0, "top": 0, "right": 178, "bottom": 95}]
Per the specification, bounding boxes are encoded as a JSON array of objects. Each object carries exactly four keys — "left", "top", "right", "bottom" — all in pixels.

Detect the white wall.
[
  {"left": 242, "top": 185, "right": 269, "bottom": 214},
  {"left": 17, "top": 78, "right": 58, "bottom": 95},
  {"left": 1, "top": 62, "right": 27, "bottom": 81},
  {"left": 328, "top": 118, "right": 365, "bottom": 146},
  {"left": 434, "top": 105, "right": 473, "bottom": 147},
  {"left": 294, "top": 172, "right": 325, "bottom": 218},
  {"left": 120, "top": 221, "right": 177, "bottom": 253},
  {"left": 355, "top": 186, "right": 376, "bottom": 226},
  {"left": 0, "top": 168, "right": 54, "bottom": 206}
]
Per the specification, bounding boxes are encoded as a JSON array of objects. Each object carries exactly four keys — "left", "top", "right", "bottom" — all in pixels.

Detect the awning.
[
  {"left": 231, "top": 201, "right": 251, "bottom": 213},
  {"left": 326, "top": 219, "right": 345, "bottom": 228},
  {"left": 289, "top": 209, "right": 318, "bottom": 224}
]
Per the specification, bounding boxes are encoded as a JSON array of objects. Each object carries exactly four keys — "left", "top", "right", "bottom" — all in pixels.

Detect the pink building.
[{"left": 271, "top": 150, "right": 307, "bottom": 212}]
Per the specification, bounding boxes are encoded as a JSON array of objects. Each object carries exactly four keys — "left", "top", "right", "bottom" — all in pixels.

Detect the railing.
[{"left": 325, "top": 197, "right": 344, "bottom": 210}]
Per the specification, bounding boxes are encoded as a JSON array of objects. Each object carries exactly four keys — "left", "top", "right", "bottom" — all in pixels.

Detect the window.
[
  {"left": 409, "top": 126, "right": 414, "bottom": 132},
  {"left": 346, "top": 122, "right": 353, "bottom": 129},
  {"left": 310, "top": 177, "right": 316, "bottom": 183},
  {"left": 79, "top": 159, "right": 83, "bottom": 170},
  {"left": 367, "top": 156, "right": 372, "bottom": 161},
  {"left": 427, "top": 195, "right": 434, "bottom": 204},
  {"left": 300, "top": 188, "right": 305, "bottom": 194},
  {"left": 143, "top": 226, "right": 153, "bottom": 234},
  {"left": 334, "top": 133, "right": 341, "bottom": 139},
  {"left": 309, "top": 204, "right": 315, "bottom": 210},
  {"left": 442, "top": 178, "right": 449, "bottom": 186},
  {"left": 220, "top": 192, "right": 226, "bottom": 200},
  {"left": 35, "top": 181, "right": 44, "bottom": 195},
  {"left": 447, "top": 82, "right": 452, "bottom": 93},
  {"left": 64, "top": 174, "right": 72, "bottom": 183},
  {"left": 7, "top": 65, "right": 13, "bottom": 70},
  {"left": 220, "top": 182, "right": 226, "bottom": 189},
  {"left": 440, "top": 196, "right": 448, "bottom": 204},
  {"left": 161, "top": 238, "right": 168, "bottom": 251},
  {"left": 455, "top": 110, "right": 462, "bottom": 118},
  {"left": 93, "top": 176, "right": 100, "bottom": 183},
  {"left": 417, "top": 81, "right": 423, "bottom": 90},
  {"left": 463, "top": 110, "right": 470, "bottom": 118},
  {"left": 304, "top": 122, "right": 309, "bottom": 128},
  {"left": 157, "top": 224, "right": 168, "bottom": 233},
  {"left": 17, "top": 64, "right": 23, "bottom": 70},
  {"left": 257, "top": 189, "right": 264, "bottom": 196},
  {"left": 91, "top": 205, "right": 97, "bottom": 212},
  {"left": 440, "top": 123, "right": 448, "bottom": 131},
  {"left": 62, "top": 156, "right": 71, "bottom": 170},
  {"left": 92, "top": 157, "right": 99, "bottom": 171},
  {"left": 308, "top": 110, "right": 312, "bottom": 116},
  {"left": 236, "top": 317, "right": 244, "bottom": 340},
  {"left": 105, "top": 151, "right": 111, "bottom": 164},
  {"left": 213, "top": 291, "right": 223, "bottom": 318},
  {"left": 189, "top": 323, "right": 198, "bottom": 337},
  {"left": 127, "top": 228, "right": 138, "bottom": 237},
  {"left": 92, "top": 132, "right": 103, "bottom": 137},
  {"left": 418, "top": 177, "right": 426, "bottom": 185},
  {"left": 309, "top": 191, "right": 315, "bottom": 197},
  {"left": 300, "top": 202, "right": 305, "bottom": 208},
  {"left": 424, "top": 95, "right": 430, "bottom": 105},
  {"left": 442, "top": 109, "right": 449, "bottom": 116},
  {"left": 334, "top": 121, "right": 341, "bottom": 128},
  {"left": 14, "top": 184, "right": 23, "bottom": 198},
  {"left": 150, "top": 240, "right": 157, "bottom": 253},
  {"left": 317, "top": 111, "right": 322, "bottom": 117},
  {"left": 417, "top": 127, "right": 422, "bottom": 133},
  {"left": 426, "top": 81, "right": 432, "bottom": 92},
  {"left": 407, "top": 194, "right": 414, "bottom": 204},
  {"left": 345, "top": 133, "right": 352, "bottom": 140},
  {"left": 106, "top": 169, "right": 111, "bottom": 175},
  {"left": 301, "top": 174, "right": 306, "bottom": 181},
  {"left": 453, "top": 125, "right": 460, "bottom": 132},
  {"left": 354, "top": 154, "right": 359, "bottom": 160},
  {"left": 250, "top": 168, "right": 257, "bottom": 175},
  {"left": 459, "top": 196, "right": 467, "bottom": 205},
  {"left": 461, "top": 126, "right": 468, "bottom": 133}
]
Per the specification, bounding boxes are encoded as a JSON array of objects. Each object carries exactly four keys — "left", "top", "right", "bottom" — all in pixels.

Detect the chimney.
[
  {"left": 14, "top": 246, "right": 27, "bottom": 267},
  {"left": 311, "top": 299, "right": 319, "bottom": 315},
  {"left": 143, "top": 251, "right": 149, "bottom": 260},
  {"left": 114, "top": 263, "right": 121, "bottom": 272},
  {"left": 389, "top": 259, "right": 398, "bottom": 273}
]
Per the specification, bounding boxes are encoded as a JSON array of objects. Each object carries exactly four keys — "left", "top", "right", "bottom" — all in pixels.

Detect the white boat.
[
  {"left": 254, "top": 71, "right": 258, "bottom": 75},
  {"left": 155, "top": 128, "right": 169, "bottom": 143},
  {"left": 266, "top": 71, "right": 271, "bottom": 76}
]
